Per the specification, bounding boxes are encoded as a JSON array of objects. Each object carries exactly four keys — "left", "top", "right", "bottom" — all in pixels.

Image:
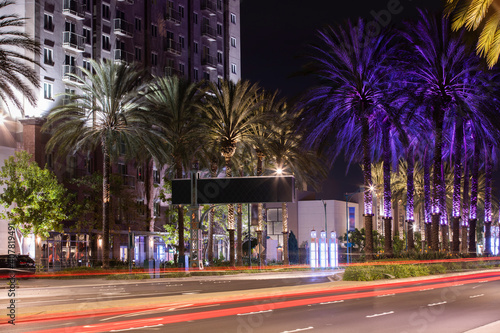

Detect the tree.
[
  {"left": 0, "top": 0, "right": 41, "bottom": 117},
  {"left": 201, "top": 79, "right": 263, "bottom": 266},
  {"left": 288, "top": 230, "right": 299, "bottom": 264},
  {"left": 43, "top": 60, "right": 169, "bottom": 268},
  {"left": 303, "top": 19, "right": 398, "bottom": 259},
  {"left": 0, "top": 151, "right": 72, "bottom": 237},
  {"left": 445, "top": 0, "right": 500, "bottom": 67},
  {"left": 145, "top": 75, "right": 204, "bottom": 266}
]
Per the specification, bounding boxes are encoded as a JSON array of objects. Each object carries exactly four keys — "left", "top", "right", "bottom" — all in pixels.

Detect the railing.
[
  {"left": 202, "top": 54, "right": 216, "bottom": 68},
  {"left": 201, "top": 0, "right": 217, "bottom": 13},
  {"left": 62, "top": 0, "right": 84, "bottom": 19},
  {"left": 62, "top": 65, "right": 82, "bottom": 82},
  {"left": 201, "top": 24, "right": 216, "bottom": 40},
  {"left": 164, "top": 38, "right": 181, "bottom": 55},
  {"left": 165, "top": 7, "right": 181, "bottom": 24},
  {"left": 114, "top": 49, "right": 134, "bottom": 63},
  {"left": 114, "top": 18, "right": 133, "bottom": 37},
  {"left": 63, "top": 31, "right": 85, "bottom": 52}
]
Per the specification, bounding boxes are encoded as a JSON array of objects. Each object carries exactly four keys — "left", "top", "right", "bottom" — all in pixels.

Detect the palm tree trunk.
[
  {"left": 383, "top": 123, "right": 392, "bottom": 257},
  {"left": 256, "top": 152, "right": 265, "bottom": 266},
  {"left": 102, "top": 144, "right": 111, "bottom": 269},
  {"left": 484, "top": 153, "right": 492, "bottom": 256},
  {"left": 225, "top": 155, "right": 235, "bottom": 266},
  {"left": 207, "top": 159, "right": 218, "bottom": 265},
  {"left": 469, "top": 143, "right": 479, "bottom": 257},
  {"left": 176, "top": 160, "right": 185, "bottom": 267},
  {"left": 362, "top": 116, "right": 373, "bottom": 259},
  {"left": 424, "top": 150, "right": 432, "bottom": 249},
  {"left": 462, "top": 157, "right": 469, "bottom": 253},
  {"left": 452, "top": 121, "right": 462, "bottom": 253},
  {"left": 406, "top": 153, "right": 415, "bottom": 251},
  {"left": 431, "top": 113, "right": 444, "bottom": 251},
  {"left": 282, "top": 202, "right": 289, "bottom": 265},
  {"left": 236, "top": 203, "right": 243, "bottom": 266}
]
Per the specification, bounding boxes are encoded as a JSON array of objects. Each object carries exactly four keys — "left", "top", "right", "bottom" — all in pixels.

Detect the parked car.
[{"left": 0, "top": 254, "right": 36, "bottom": 276}]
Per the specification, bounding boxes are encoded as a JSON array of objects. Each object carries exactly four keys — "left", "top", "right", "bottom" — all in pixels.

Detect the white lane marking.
[
  {"left": 469, "top": 294, "right": 484, "bottom": 299},
  {"left": 109, "top": 324, "right": 164, "bottom": 332},
  {"left": 281, "top": 327, "right": 314, "bottom": 333},
  {"left": 377, "top": 294, "right": 395, "bottom": 297},
  {"left": 366, "top": 311, "right": 394, "bottom": 318},
  {"left": 320, "top": 300, "right": 344, "bottom": 305},
  {"left": 478, "top": 281, "right": 488, "bottom": 283},
  {"left": 472, "top": 285, "right": 482, "bottom": 289},
  {"left": 428, "top": 301, "right": 447, "bottom": 307},
  {"left": 101, "top": 304, "right": 194, "bottom": 321},
  {"left": 419, "top": 288, "right": 434, "bottom": 292},
  {"left": 453, "top": 284, "right": 464, "bottom": 287},
  {"left": 237, "top": 310, "right": 273, "bottom": 316}
]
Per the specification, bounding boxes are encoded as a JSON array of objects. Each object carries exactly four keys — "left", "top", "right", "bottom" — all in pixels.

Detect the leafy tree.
[
  {"left": 0, "top": 0, "right": 41, "bottom": 116},
  {"left": 43, "top": 60, "right": 170, "bottom": 268},
  {"left": 0, "top": 151, "right": 72, "bottom": 237}
]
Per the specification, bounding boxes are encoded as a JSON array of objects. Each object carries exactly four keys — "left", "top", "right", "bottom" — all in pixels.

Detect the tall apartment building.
[{"left": 0, "top": 0, "right": 241, "bottom": 267}]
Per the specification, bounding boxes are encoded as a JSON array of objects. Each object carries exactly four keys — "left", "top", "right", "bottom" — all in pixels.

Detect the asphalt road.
[{"left": 3, "top": 270, "right": 500, "bottom": 333}]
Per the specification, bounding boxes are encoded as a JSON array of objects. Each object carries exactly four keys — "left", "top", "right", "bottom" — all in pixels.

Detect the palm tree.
[
  {"left": 144, "top": 75, "right": 204, "bottom": 267},
  {"left": 0, "top": 0, "right": 41, "bottom": 116},
  {"left": 302, "top": 19, "right": 398, "bottom": 259},
  {"left": 445, "top": 0, "right": 500, "bottom": 67},
  {"left": 402, "top": 11, "right": 482, "bottom": 251},
  {"left": 268, "top": 107, "right": 326, "bottom": 264},
  {"left": 201, "top": 79, "right": 262, "bottom": 266},
  {"left": 43, "top": 60, "right": 169, "bottom": 268}
]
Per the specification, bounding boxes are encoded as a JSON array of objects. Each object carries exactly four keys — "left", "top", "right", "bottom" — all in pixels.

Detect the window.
[
  {"left": 178, "top": 5, "right": 184, "bottom": 18},
  {"left": 102, "top": 4, "right": 110, "bottom": 20},
  {"left": 63, "top": 87, "right": 74, "bottom": 105},
  {"left": 217, "top": 51, "right": 222, "bottom": 64},
  {"left": 203, "top": 71, "right": 210, "bottom": 80},
  {"left": 153, "top": 201, "right": 160, "bottom": 217},
  {"left": 44, "top": 48, "right": 54, "bottom": 65},
  {"left": 118, "top": 163, "right": 128, "bottom": 175},
  {"left": 83, "top": 59, "right": 91, "bottom": 72},
  {"left": 66, "top": 155, "right": 77, "bottom": 178},
  {"left": 44, "top": 14, "right": 54, "bottom": 31},
  {"left": 44, "top": 82, "right": 53, "bottom": 99},
  {"left": 137, "top": 199, "right": 145, "bottom": 215},
  {"left": 193, "top": 12, "right": 198, "bottom": 24},
  {"left": 179, "top": 63, "right": 185, "bottom": 75},
  {"left": 135, "top": 47, "right": 142, "bottom": 61},
  {"left": 135, "top": 18, "right": 142, "bottom": 31},
  {"left": 102, "top": 35, "right": 110, "bottom": 51},
  {"left": 83, "top": 28, "right": 91, "bottom": 44},
  {"left": 231, "top": 37, "right": 236, "bottom": 47},
  {"left": 153, "top": 169, "right": 160, "bottom": 184},
  {"left": 179, "top": 36, "right": 185, "bottom": 49},
  {"left": 151, "top": 53, "right": 158, "bottom": 66},
  {"left": 137, "top": 166, "right": 144, "bottom": 182},
  {"left": 231, "top": 13, "right": 236, "bottom": 24},
  {"left": 151, "top": 24, "right": 158, "bottom": 37},
  {"left": 217, "top": 23, "right": 222, "bottom": 36},
  {"left": 84, "top": 157, "right": 94, "bottom": 173},
  {"left": 194, "top": 68, "right": 199, "bottom": 80},
  {"left": 46, "top": 153, "right": 53, "bottom": 169},
  {"left": 194, "top": 41, "right": 198, "bottom": 54},
  {"left": 231, "top": 63, "right": 236, "bottom": 74},
  {"left": 217, "top": 0, "right": 222, "bottom": 10}
]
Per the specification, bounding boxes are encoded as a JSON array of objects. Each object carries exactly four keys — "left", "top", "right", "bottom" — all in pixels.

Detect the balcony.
[
  {"left": 201, "top": 24, "right": 216, "bottom": 41},
  {"left": 202, "top": 54, "right": 216, "bottom": 70},
  {"left": 164, "top": 66, "right": 180, "bottom": 77},
  {"left": 114, "top": 18, "right": 133, "bottom": 37},
  {"left": 114, "top": 49, "right": 134, "bottom": 64},
  {"left": 201, "top": 0, "right": 217, "bottom": 15},
  {"left": 165, "top": 7, "right": 181, "bottom": 25},
  {"left": 164, "top": 38, "right": 181, "bottom": 55},
  {"left": 63, "top": 31, "right": 85, "bottom": 52},
  {"left": 62, "top": 0, "right": 84, "bottom": 20},
  {"left": 117, "top": 0, "right": 134, "bottom": 4},
  {"left": 62, "top": 65, "right": 82, "bottom": 83}
]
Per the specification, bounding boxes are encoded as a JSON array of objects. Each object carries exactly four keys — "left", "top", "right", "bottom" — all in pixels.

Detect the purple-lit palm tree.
[
  {"left": 302, "top": 19, "right": 398, "bottom": 259},
  {"left": 402, "top": 11, "right": 482, "bottom": 252}
]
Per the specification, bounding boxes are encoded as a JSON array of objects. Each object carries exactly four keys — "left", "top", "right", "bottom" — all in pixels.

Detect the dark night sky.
[{"left": 240, "top": 0, "right": 444, "bottom": 200}]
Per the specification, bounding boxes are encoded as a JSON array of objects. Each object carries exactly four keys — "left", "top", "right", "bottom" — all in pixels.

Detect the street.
[{"left": 2, "top": 270, "right": 500, "bottom": 332}]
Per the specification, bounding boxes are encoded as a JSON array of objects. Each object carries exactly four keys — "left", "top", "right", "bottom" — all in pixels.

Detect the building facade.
[{"left": 0, "top": 0, "right": 241, "bottom": 268}]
